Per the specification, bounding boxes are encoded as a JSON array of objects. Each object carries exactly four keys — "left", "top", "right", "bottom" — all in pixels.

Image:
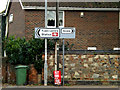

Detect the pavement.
[{"left": 1, "top": 85, "right": 120, "bottom": 89}]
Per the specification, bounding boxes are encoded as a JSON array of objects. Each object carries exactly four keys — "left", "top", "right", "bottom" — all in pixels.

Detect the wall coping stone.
[{"left": 47, "top": 50, "right": 120, "bottom": 55}]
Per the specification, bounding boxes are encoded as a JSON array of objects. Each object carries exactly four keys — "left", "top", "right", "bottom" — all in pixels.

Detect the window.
[
  {"left": 9, "top": 14, "right": 13, "bottom": 23},
  {"left": 47, "top": 11, "right": 56, "bottom": 27},
  {"left": 47, "top": 11, "right": 64, "bottom": 28},
  {"left": 59, "top": 12, "right": 64, "bottom": 26}
]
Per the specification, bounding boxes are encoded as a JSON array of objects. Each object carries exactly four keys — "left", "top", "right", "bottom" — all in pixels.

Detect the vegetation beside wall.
[
  {"left": 3, "top": 36, "right": 56, "bottom": 74},
  {"left": 3, "top": 35, "right": 74, "bottom": 74}
]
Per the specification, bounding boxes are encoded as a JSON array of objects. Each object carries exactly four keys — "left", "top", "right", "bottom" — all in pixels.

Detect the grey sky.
[{"left": 0, "top": 0, "right": 7, "bottom": 13}]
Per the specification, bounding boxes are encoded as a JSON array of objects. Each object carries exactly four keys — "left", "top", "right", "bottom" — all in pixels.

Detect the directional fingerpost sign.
[
  {"left": 60, "top": 27, "right": 75, "bottom": 39},
  {"left": 35, "top": 27, "right": 76, "bottom": 86},
  {"left": 35, "top": 27, "right": 76, "bottom": 39},
  {"left": 35, "top": 28, "right": 60, "bottom": 38}
]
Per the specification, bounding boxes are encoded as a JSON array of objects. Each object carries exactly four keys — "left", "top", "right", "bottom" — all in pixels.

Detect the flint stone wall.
[{"left": 47, "top": 51, "right": 120, "bottom": 82}]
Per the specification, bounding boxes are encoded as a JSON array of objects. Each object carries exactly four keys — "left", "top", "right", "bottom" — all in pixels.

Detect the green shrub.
[
  {"left": 3, "top": 36, "right": 74, "bottom": 74},
  {"left": 3, "top": 36, "right": 46, "bottom": 73}
]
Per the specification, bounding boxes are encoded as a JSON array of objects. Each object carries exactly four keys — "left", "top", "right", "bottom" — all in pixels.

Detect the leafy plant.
[
  {"left": 4, "top": 36, "right": 27, "bottom": 64},
  {"left": 3, "top": 36, "right": 74, "bottom": 74},
  {"left": 3, "top": 36, "right": 44, "bottom": 73}
]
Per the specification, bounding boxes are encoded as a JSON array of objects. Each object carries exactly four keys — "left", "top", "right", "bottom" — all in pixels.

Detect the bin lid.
[{"left": 15, "top": 65, "right": 28, "bottom": 69}]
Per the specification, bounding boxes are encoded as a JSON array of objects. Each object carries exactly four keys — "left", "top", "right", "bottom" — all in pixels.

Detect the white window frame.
[{"left": 47, "top": 11, "right": 64, "bottom": 28}]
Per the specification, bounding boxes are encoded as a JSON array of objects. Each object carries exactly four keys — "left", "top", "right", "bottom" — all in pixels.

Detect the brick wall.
[
  {"left": 24, "top": 10, "right": 120, "bottom": 50},
  {"left": 7, "top": 3, "right": 120, "bottom": 50},
  {"left": 2, "top": 57, "right": 16, "bottom": 84},
  {"left": 8, "top": 2, "right": 25, "bottom": 38},
  {"left": 65, "top": 11, "right": 120, "bottom": 50},
  {"left": 25, "top": 10, "right": 45, "bottom": 39}
]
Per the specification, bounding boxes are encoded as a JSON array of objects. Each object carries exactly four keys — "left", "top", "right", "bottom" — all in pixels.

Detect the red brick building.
[
  {"left": 5, "top": 1, "right": 120, "bottom": 50},
  {"left": 1, "top": 1, "right": 120, "bottom": 84}
]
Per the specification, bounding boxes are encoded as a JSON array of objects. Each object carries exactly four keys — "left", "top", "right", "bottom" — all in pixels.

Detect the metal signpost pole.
[
  {"left": 118, "top": 1, "right": 120, "bottom": 88},
  {"left": 56, "top": 0, "right": 59, "bottom": 28},
  {"left": 63, "top": 39, "right": 65, "bottom": 86},
  {"left": 0, "top": 15, "right": 2, "bottom": 90},
  {"left": 55, "top": 0, "right": 59, "bottom": 71},
  {"left": 44, "top": 0, "right": 47, "bottom": 86},
  {"left": 34, "top": 2, "right": 75, "bottom": 86},
  {"left": 56, "top": 0, "right": 59, "bottom": 71}
]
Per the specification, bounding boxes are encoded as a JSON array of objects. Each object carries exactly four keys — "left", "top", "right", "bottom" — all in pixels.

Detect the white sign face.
[
  {"left": 35, "top": 28, "right": 59, "bottom": 38},
  {"left": 35, "top": 27, "right": 76, "bottom": 39},
  {"left": 60, "top": 28, "right": 76, "bottom": 39},
  {"left": 62, "top": 29, "right": 73, "bottom": 34}
]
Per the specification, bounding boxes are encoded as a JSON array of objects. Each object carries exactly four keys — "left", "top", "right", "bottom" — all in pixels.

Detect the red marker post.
[{"left": 53, "top": 70, "right": 61, "bottom": 85}]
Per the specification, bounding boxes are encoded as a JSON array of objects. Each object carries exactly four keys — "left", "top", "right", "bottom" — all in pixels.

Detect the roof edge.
[
  {"left": 19, "top": 0, "right": 24, "bottom": 9},
  {"left": 23, "top": 6, "right": 119, "bottom": 11},
  {"left": 3, "top": 0, "right": 11, "bottom": 16}
]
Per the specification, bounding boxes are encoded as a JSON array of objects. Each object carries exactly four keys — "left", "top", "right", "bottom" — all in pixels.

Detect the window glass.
[
  {"left": 47, "top": 11, "right": 56, "bottom": 27},
  {"left": 47, "top": 11, "right": 64, "bottom": 28},
  {"left": 59, "top": 12, "right": 63, "bottom": 26}
]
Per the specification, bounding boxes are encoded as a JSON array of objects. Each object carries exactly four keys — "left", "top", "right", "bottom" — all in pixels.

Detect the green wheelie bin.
[{"left": 15, "top": 65, "right": 28, "bottom": 85}]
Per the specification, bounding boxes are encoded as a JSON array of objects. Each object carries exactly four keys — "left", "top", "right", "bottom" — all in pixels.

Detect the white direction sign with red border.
[{"left": 35, "top": 28, "right": 59, "bottom": 38}]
